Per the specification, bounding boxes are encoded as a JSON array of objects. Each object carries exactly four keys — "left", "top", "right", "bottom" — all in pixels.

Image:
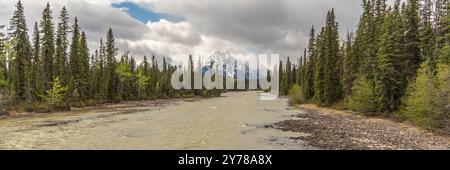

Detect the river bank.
[{"left": 274, "top": 104, "right": 450, "bottom": 150}]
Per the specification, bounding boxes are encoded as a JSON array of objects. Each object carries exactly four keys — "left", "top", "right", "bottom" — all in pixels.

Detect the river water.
[{"left": 0, "top": 92, "right": 314, "bottom": 150}]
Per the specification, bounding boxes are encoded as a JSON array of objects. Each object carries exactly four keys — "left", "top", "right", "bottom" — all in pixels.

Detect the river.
[{"left": 0, "top": 92, "right": 314, "bottom": 150}]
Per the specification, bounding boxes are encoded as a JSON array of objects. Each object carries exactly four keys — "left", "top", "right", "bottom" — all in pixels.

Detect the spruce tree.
[
  {"left": 419, "top": 0, "right": 436, "bottom": 73},
  {"left": 314, "top": 27, "right": 326, "bottom": 104},
  {"left": 55, "top": 6, "right": 70, "bottom": 85},
  {"left": 315, "top": 9, "right": 342, "bottom": 105},
  {"left": 0, "top": 25, "right": 5, "bottom": 87},
  {"left": 435, "top": 0, "right": 449, "bottom": 64},
  {"left": 376, "top": 4, "right": 405, "bottom": 112},
  {"left": 69, "top": 17, "right": 81, "bottom": 102},
  {"left": 105, "top": 28, "right": 118, "bottom": 100},
  {"left": 31, "top": 22, "right": 43, "bottom": 99},
  {"left": 40, "top": 3, "right": 55, "bottom": 91},
  {"left": 303, "top": 26, "right": 316, "bottom": 99},
  {"left": 9, "top": 0, "right": 31, "bottom": 101},
  {"left": 79, "top": 31, "right": 90, "bottom": 99},
  {"left": 341, "top": 31, "right": 355, "bottom": 97},
  {"left": 403, "top": 0, "right": 421, "bottom": 79}
]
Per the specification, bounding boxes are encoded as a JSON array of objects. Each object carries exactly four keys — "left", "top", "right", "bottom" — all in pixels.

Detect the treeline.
[
  {"left": 282, "top": 0, "right": 449, "bottom": 130},
  {"left": 0, "top": 1, "right": 220, "bottom": 113}
]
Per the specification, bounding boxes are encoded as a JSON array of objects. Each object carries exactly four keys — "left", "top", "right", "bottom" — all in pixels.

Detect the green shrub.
[
  {"left": 25, "top": 102, "right": 52, "bottom": 113},
  {"left": 345, "top": 76, "right": 378, "bottom": 113},
  {"left": 288, "top": 84, "right": 305, "bottom": 105},
  {"left": 398, "top": 64, "right": 450, "bottom": 130}
]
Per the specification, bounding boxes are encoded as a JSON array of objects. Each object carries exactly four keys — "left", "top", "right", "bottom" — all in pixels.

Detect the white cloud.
[
  {"left": 0, "top": 0, "right": 375, "bottom": 63},
  {"left": 145, "top": 19, "right": 201, "bottom": 46}
]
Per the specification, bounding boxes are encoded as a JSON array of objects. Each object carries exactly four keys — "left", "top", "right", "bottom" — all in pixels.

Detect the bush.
[
  {"left": 288, "top": 84, "right": 305, "bottom": 105},
  {"left": 398, "top": 64, "right": 450, "bottom": 130},
  {"left": 25, "top": 102, "right": 52, "bottom": 113},
  {"left": 345, "top": 76, "right": 378, "bottom": 113}
]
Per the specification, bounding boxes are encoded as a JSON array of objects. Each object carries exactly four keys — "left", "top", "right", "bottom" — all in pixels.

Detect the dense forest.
[
  {"left": 0, "top": 0, "right": 448, "bottom": 131},
  {"left": 0, "top": 1, "right": 221, "bottom": 114},
  {"left": 283, "top": 0, "right": 449, "bottom": 131}
]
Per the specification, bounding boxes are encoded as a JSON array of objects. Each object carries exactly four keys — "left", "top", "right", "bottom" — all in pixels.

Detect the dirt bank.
[{"left": 274, "top": 104, "right": 450, "bottom": 150}]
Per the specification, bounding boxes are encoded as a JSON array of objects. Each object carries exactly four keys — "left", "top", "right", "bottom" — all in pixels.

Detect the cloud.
[
  {"left": 125, "top": 0, "right": 366, "bottom": 57},
  {"left": 0, "top": 0, "right": 373, "bottom": 63},
  {"left": 145, "top": 19, "right": 201, "bottom": 46}
]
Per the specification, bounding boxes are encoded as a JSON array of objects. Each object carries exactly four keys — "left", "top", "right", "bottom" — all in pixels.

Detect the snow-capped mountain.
[{"left": 197, "top": 51, "right": 269, "bottom": 80}]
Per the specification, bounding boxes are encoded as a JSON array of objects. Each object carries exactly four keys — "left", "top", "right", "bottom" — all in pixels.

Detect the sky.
[{"left": 0, "top": 0, "right": 372, "bottom": 64}]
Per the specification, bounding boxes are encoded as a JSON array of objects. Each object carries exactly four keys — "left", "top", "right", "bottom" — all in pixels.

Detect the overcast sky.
[{"left": 0, "top": 0, "right": 372, "bottom": 63}]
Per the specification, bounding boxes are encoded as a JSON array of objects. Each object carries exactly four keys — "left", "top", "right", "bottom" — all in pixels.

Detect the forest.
[
  {"left": 283, "top": 0, "right": 449, "bottom": 131},
  {"left": 0, "top": 0, "right": 449, "bottom": 131},
  {"left": 0, "top": 1, "right": 221, "bottom": 114}
]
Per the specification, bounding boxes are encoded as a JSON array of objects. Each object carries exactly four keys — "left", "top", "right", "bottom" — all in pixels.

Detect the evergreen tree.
[
  {"left": 303, "top": 26, "right": 316, "bottom": 99},
  {"left": 341, "top": 31, "right": 355, "bottom": 97},
  {"left": 79, "top": 31, "right": 90, "bottom": 99},
  {"left": 97, "top": 38, "right": 107, "bottom": 99},
  {"left": 435, "top": 0, "right": 449, "bottom": 64},
  {"left": 403, "top": 0, "right": 421, "bottom": 79},
  {"left": 376, "top": 4, "right": 405, "bottom": 112},
  {"left": 69, "top": 17, "right": 81, "bottom": 102},
  {"left": 8, "top": 0, "right": 32, "bottom": 101},
  {"left": 40, "top": 3, "right": 55, "bottom": 91},
  {"left": 105, "top": 28, "right": 118, "bottom": 100},
  {"left": 314, "top": 28, "right": 326, "bottom": 104},
  {"left": 55, "top": 6, "right": 70, "bottom": 85},
  {"left": 0, "top": 25, "right": 7, "bottom": 90},
  {"left": 315, "top": 9, "right": 342, "bottom": 105},
  {"left": 420, "top": 0, "right": 436, "bottom": 73},
  {"left": 31, "top": 22, "right": 43, "bottom": 99}
]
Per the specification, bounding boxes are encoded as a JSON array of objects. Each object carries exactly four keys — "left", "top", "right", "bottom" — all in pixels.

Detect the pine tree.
[
  {"left": 435, "top": 0, "right": 449, "bottom": 64},
  {"left": 376, "top": 4, "right": 405, "bottom": 112},
  {"left": 420, "top": 0, "right": 436, "bottom": 73},
  {"left": 0, "top": 25, "right": 7, "bottom": 89},
  {"left": 31, "top": 22, "right": 43, "bottom": 99},
  {"left": 341, "top": 31, "right": 355, "bottom": 97},
  {"left": 278, "top": 60, "right": 285, "bottom": 95},
  {"left": 358, "top": 0, "right": 378, "bottom": 81},
  {"left": 55, "top": 6, "right": 70, "bottom": 85},
  {"left": 352, "top": 0, "right": 370, "bottom": 77},
  {"left": 403, "top": 0, "right": 421, "bottom": 79},
  {"left": 189, "top": 55, "right": 194, "bottom": 94},
  {"left": 303, "top": 26, "right": 316, "bottom": 99},
  {"left": 40, "top": 3, "right": 55, "bottom": 91},
  {"left": 8, "top": 0, "right": 32, "bottom": 101},
  {"left": 285, "top": 57, "right": 292, "bottom": 95},
  {"left": 314, "top": 28, "right": 326, "bottom": 104},
  {"left": 315, "top": 9, "right": 342, "bottom": 105},
  {"left": 69, "top": 17, "right": 81, "bottom": 102},
  {"left": 97, "top": 38, "right": 107, "bottom": 99},
  {"left": 79, "top": 31, "right": 90, "bottom": 99},
  {"left": 105, "top": 28, "right": 118, "bottom": 101}
]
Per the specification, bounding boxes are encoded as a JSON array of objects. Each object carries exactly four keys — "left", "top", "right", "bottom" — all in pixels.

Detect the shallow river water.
[{"left": 0, "top": 92, "right": 314, "bottom": 150}]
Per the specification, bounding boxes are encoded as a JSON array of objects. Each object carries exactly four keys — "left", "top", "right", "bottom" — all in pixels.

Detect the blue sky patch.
[{"left": 111, "top": 2, "right": 185, "bottom": 23}]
